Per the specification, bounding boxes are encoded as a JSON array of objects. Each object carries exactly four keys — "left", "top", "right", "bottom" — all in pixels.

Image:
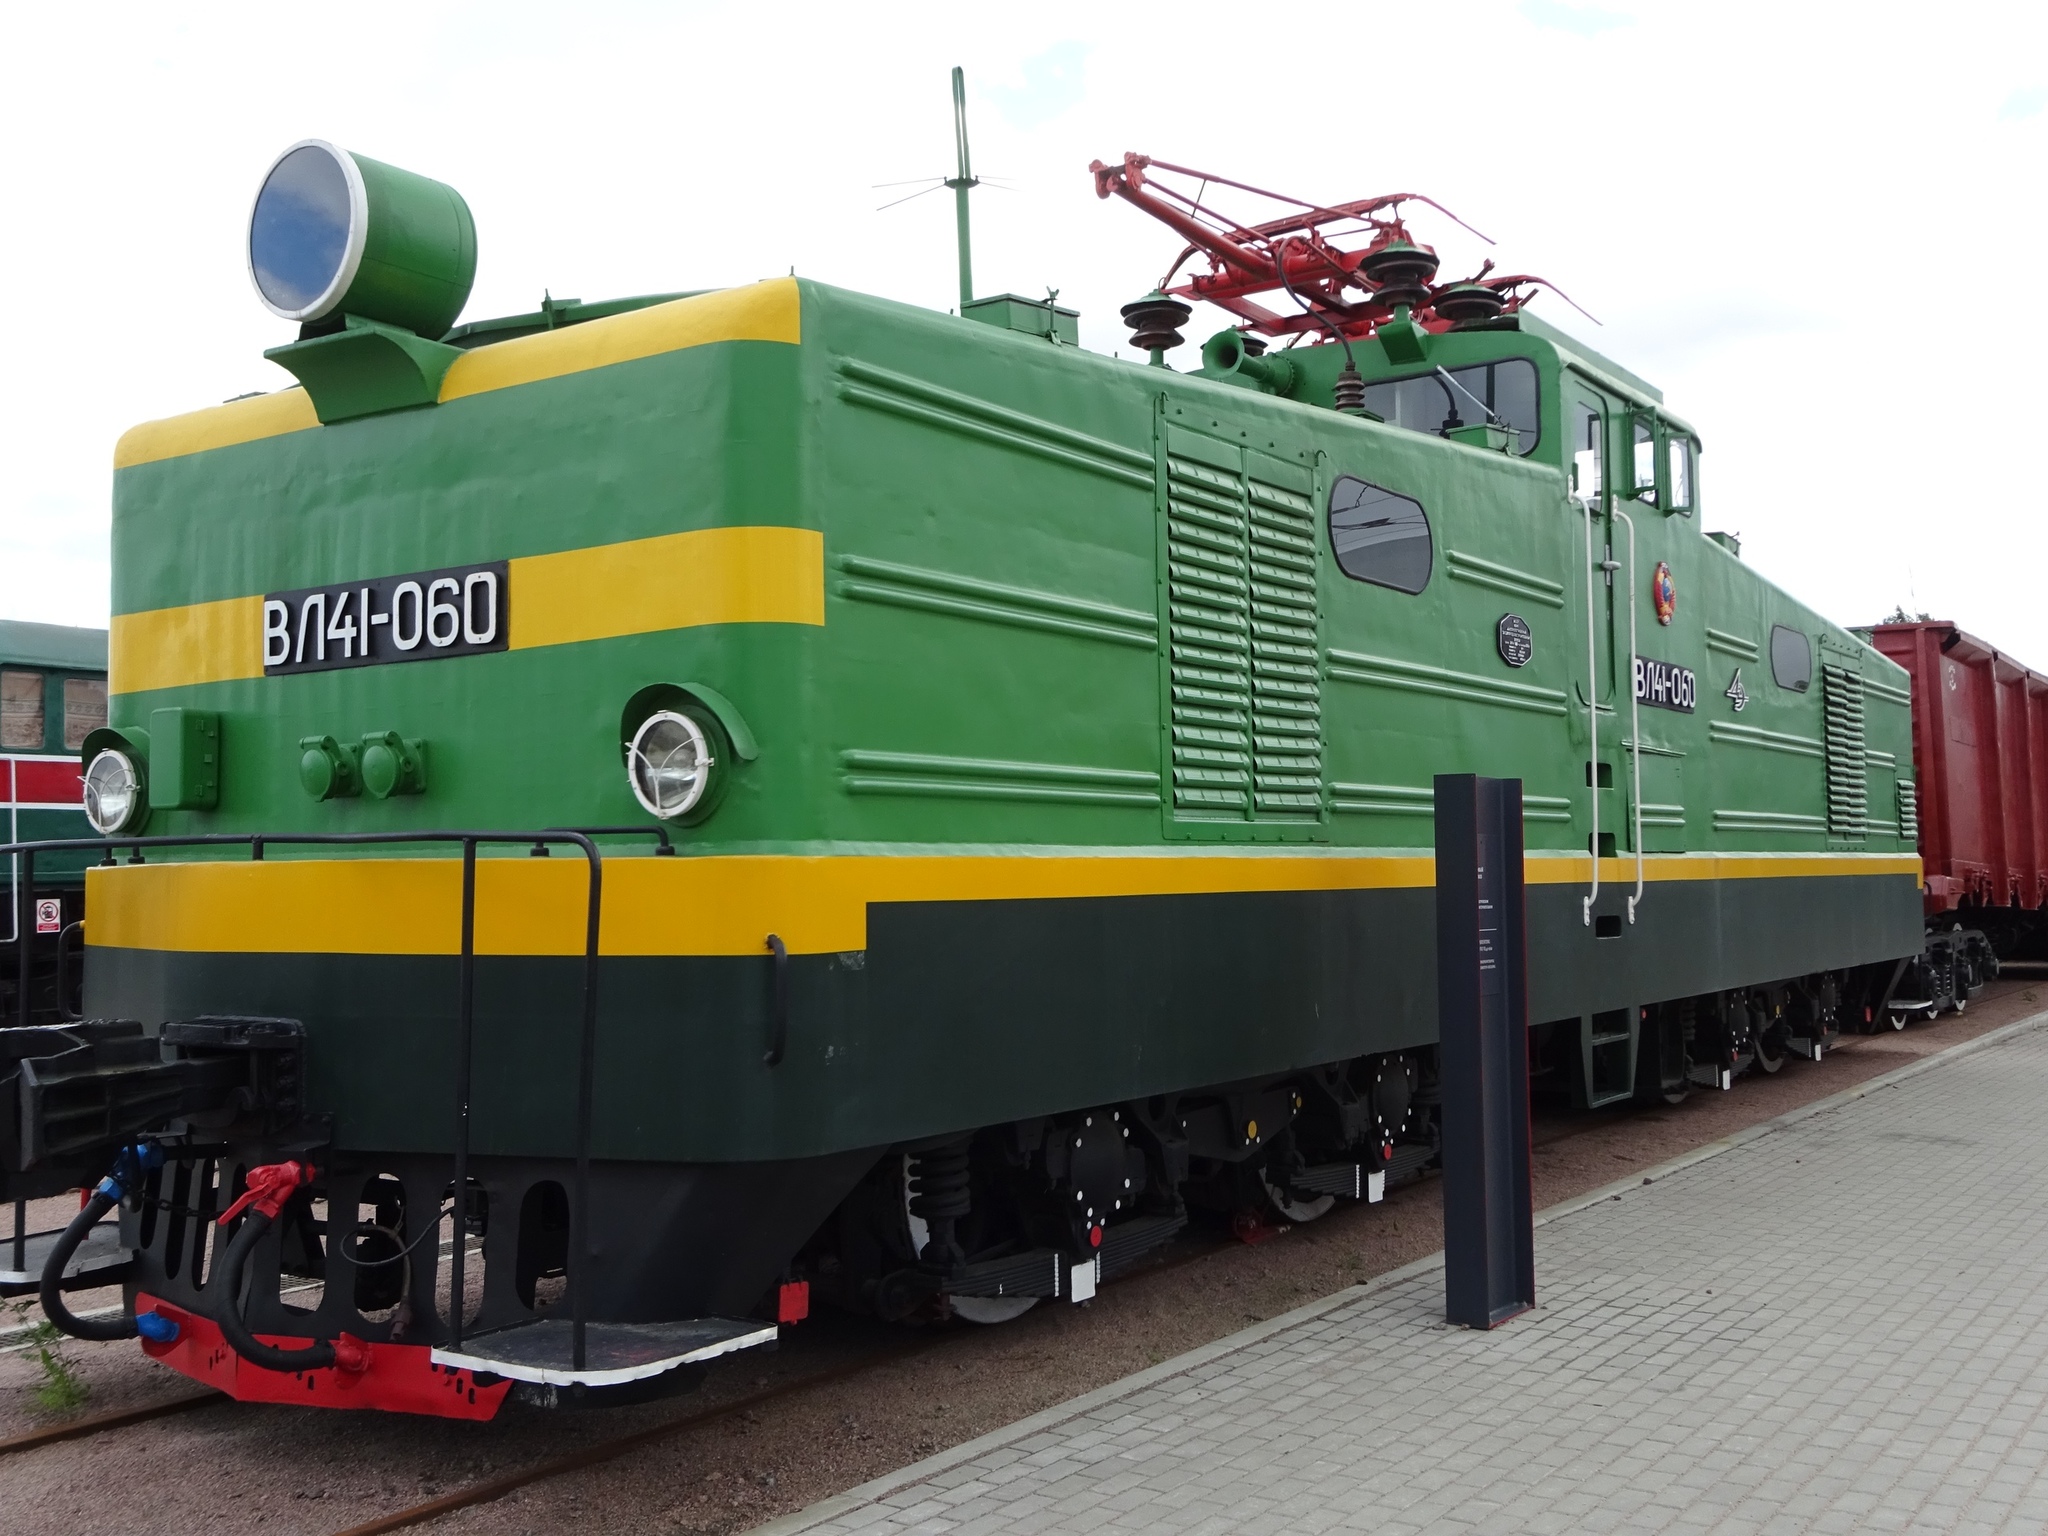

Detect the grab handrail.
[
  {"left": 4, "top": 826, "right": 606, "bottom": 1372},
  {"left": 1611, "top": 508, "right": 1644, "bottom": 924},
  {"left": 1580, "top": 495, "right": 1601, "bottom": 927}
]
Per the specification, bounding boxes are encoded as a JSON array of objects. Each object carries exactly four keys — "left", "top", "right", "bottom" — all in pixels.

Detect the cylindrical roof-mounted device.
[{"left": 247, "top": 140, "right": 477, "bottom": 338}]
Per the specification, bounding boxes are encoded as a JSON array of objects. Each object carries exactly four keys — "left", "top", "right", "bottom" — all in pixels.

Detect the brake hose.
[
  {"left": 40, "top": 1141, "right": 161, "bottom": 1341},
  {"left": 211, "top": 1160, "right": 366, "bottom": 1373}
]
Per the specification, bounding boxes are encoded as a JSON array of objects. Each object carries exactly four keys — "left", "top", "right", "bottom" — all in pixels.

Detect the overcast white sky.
[{"left": 3, "top": 1, "right": 2043, "bottom": 658}]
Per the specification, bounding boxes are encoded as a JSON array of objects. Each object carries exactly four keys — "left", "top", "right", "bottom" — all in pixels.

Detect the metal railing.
[{"left": 0, "top": 824, "right": 655, "bottom": 1372}]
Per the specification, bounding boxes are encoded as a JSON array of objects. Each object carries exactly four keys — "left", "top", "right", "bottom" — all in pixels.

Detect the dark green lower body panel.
[{"left": 85, "top": 873, "right": 1920, "bottom": 1163}]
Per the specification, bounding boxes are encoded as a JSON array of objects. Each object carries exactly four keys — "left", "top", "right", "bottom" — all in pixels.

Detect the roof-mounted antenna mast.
[{"left": 945, "top": 66, "right": 979, "bottom": 309}]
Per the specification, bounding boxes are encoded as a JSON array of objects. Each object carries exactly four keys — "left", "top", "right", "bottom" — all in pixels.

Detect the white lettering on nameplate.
[
  {"left": 1632, "top": 655, "right": 1696, "bottom": 714},
  {"left": 263, "top": 562, "right": 508, "bottom": 675}
]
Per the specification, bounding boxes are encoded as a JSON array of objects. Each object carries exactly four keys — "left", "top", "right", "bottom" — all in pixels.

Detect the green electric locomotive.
[{"left": 3, "top": 137, "right": 1920, "bottom": 1416}]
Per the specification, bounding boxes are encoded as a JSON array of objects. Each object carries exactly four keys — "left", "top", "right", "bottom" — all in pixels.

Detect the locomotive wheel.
[
  {"left": 900, "top": 1154, "right": 1040, "bottom": 1326},
  {"left": 1887, "top": 1010, "right": 1912, "bottom": 1032},
  {"left": 948, "top": 1295, "right": 1038, "bottom": 1325},
  {"left": 1752, "top": 1021, "right": 1786, "bottom": 1074},
  {"left": 1257, "top": 1167, "right": 1335, "bottom": 1225}
]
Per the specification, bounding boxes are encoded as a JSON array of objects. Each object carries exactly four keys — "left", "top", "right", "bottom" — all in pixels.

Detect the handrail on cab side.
[
  {"left": 1611, "top": 507, "right": 1644, "bottom": 924},
  {"left": 3, "top": 825, "right": 612, "bottom": 1372},
  {"left": 1580, "top": 494, "right": 1601, "bottom": 927}
]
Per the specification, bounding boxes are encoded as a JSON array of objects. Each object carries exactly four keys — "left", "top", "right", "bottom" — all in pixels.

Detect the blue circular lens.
[{"left": 250, "top": 144, "right": 353, "bottom": 315}]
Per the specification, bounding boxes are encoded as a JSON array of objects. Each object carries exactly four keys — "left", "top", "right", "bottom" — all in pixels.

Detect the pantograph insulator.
[
  {"left": 1332, "top": 364, "right": 1367, "bottom": 417},
  {"left": 1361, "top": 239, "right": 1440, "bottom": 310},
  {"left": 1120, "top": 291, "right": 1192, "bottom": 353},
  {"left": 1431, "top": 283, "right": 1508, "bottom": 324}
]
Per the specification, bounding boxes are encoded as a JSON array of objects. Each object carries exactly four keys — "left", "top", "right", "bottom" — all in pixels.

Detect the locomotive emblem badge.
[
  {"left": 1726, "top": 668, "right": 1749, "bottom": 712},
  {"left": 1652, "top": 562, "right": 1676, "bottom": 626},
  {"left": 1497, "top": 613, "right": 1533, "bottom": 668}
]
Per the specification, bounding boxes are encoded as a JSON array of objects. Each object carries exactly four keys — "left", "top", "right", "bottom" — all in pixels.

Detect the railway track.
[{"left": 0, "top": 1014, "right": 1989, "bottom": 1534}]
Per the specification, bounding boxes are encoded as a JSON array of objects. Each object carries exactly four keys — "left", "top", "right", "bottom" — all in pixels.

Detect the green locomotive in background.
[{"left": 4, "top": 135, "right": 1920, "bottom": 1414}]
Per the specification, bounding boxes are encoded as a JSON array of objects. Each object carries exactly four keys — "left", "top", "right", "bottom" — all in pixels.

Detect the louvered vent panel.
[
  {"left": 1245, "top": 467, "right": 1322, "bottom": 818},
  {"left": 1823, "top": 660, "right": 1868, "bottom": 838},
  {"left": 1165, "top": 449, "right": 1251, "bottom": 812},
  {"left": 1897, "top": 778, "right": 1919, "bottom": 844}
]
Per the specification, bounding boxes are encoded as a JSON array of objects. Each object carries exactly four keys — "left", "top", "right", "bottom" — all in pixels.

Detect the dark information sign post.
[{"left": 1435, "top": 773, "right": 1535, "bottom": 1329}]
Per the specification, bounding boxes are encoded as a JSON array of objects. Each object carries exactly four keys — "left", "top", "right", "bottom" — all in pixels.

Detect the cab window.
[
  {"left": 1667, "top": 436, "right": 1694, "bottom": 513},
  {"left": 1571, "top": 402, "right": 1603, "bottom": 500},
  {"left": 1360, "top": 358, "right": 1540, "bottom": 455},
  {"left": 1633, "top": 418, "right": 1656, "bottom": 500},
  {"left": 1, "top": 670, "right": 45, "bottom": 750},
  {"left": 63, "top": 677, "right": 107, "bottom": 750}
]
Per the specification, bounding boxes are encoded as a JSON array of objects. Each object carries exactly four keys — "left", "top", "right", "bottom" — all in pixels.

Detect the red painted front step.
[{"left": 136, "top": 1294, "right": 512, "bottom": 1420}]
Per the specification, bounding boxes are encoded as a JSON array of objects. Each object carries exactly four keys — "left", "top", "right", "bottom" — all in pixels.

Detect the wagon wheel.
[
  {"left": 1752, "top": 1019, "right": 1787, "bottom": 1074},
  {"left": 1886, "top": 1009, "right": 1912, "bottom": 1032},
  {"left": 1257, "top": 1166, "right": 1336, "bottom": 1225}
]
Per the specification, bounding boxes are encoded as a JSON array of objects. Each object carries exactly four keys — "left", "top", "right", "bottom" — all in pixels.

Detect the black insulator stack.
[
  {"left": 1333, "top": 363, "right": 1367, "bottom": 416},
  {"left": 1361, "top": 239, "right": 1441, "bottom": 311},
  {"left": 1432, "top": 283, "right": 1508, "bottom": 324},
  {"left": 1120, "top": 291, "right": 1192, "bottom": 354},
  {"left": 909, "top": 1139, "right": 972, "bottom": 1272}
]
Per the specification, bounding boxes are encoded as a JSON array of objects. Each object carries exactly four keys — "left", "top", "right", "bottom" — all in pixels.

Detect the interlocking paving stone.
[{"left": 763, "top": 1016, "right": 2048, "bottom": 1535}]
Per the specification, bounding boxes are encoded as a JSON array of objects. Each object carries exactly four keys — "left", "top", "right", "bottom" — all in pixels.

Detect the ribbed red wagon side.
[{"left": 1869, "top": 622, "right": 2048, "bottom": 949}]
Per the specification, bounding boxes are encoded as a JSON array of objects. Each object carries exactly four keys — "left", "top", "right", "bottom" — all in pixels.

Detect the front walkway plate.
[{"left": 430, "top": 1316, "right": 776, "bottom": 1387}]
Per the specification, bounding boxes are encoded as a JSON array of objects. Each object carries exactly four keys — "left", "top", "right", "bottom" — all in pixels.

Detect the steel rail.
[{"left": 0, "top": 1389, "right": 220, "bottom": 1456}]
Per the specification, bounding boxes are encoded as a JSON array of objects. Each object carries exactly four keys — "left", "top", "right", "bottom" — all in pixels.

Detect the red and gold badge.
[{"left": 1652, "top": 561, "right": 1676, "bottom": 626}]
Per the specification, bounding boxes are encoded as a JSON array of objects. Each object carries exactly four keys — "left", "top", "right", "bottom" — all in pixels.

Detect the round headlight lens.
[
  {"left": 627, "top": 711, "right": 714, "bottom": 820},
  {"left": 83, "top": 749, "right": 144, "bottom": 834}
]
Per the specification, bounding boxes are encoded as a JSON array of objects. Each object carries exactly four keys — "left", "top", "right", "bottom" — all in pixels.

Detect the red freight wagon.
[{"left": 1869, "top": 622, "right": 2048, "bottom": 954}]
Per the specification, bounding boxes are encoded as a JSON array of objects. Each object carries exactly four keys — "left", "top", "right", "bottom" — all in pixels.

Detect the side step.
[
  {"left": 0, "top": 1222, "right": 132, "bottom": 1298},
  {"left": 429, "top": 1316, "right": 775, "bottom": 1389}
]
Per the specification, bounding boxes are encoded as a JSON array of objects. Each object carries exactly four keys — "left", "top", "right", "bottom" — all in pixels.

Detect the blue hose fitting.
[
  {"left": 135, "top": 1310, "right": 179, "bottom": 1344},
  {"left": 94, "top": 1140, "right": 165, "bottom": 1202}
]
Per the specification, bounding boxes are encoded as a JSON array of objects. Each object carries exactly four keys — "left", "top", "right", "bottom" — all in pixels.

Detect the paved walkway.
[{"left": 762, "top": 1014, "right": 2048, "bottom": 1536}]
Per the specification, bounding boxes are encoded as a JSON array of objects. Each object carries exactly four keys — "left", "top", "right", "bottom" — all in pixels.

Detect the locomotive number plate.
[
  {"left": 263, "top": 562, "right": 509, "bottom": 676},
  {"left": 1633, "top": 655, "right": 1696, "bottom": 713}
]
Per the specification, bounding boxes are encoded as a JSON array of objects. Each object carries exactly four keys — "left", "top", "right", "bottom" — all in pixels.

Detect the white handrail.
[
  {"left": 1612, "top": 508, "right": 1644, "bottom": 924},
  {"left": 1581, "top": 494, "right": 1599, "bottom": 927}
]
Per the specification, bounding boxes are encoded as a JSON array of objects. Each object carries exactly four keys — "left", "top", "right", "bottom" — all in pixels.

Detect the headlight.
[
  {"left": 83, "top": 749, "right": 146, "bottom": 834},
  {"left": 627, "top": 711, "right": 714, "bottom": 820}
]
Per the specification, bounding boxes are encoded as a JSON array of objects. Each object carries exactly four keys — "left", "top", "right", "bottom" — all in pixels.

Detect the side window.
[
  {"left": 1571, "top": 402, "right": 1604, "bottom": 500},
  {"left": 1, "top": 669, "right": 45, "bottom": 750},
  {"left": 1667, "top": 436, "right": 1694, "bottom": 514},
  {"left": 1329, "top": 476, "right": 1432, "bottom": 594},
  {"left": 1633, "top": 418, "right": 1656, "bottom": 500},
  {"left": 63, "top": 677, "right": 107, "bottom": 750},
  {"left": 1770, "top": 625, "right": 1812, "bottom": 692}
]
